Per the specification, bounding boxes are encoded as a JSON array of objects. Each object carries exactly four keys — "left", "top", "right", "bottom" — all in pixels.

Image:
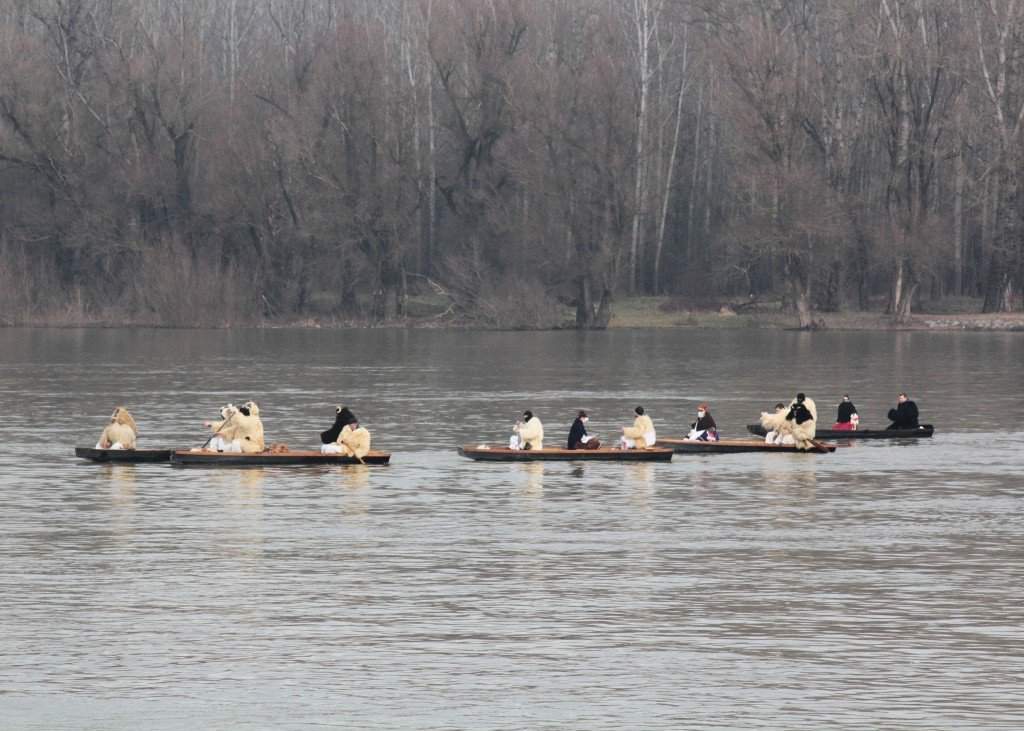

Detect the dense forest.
[{"left": 0, "top": 0, "right": 1022, "bottom": 328}]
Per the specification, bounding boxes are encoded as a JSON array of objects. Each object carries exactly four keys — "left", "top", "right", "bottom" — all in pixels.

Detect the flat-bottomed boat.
[{"left": 458, "top": 445, "right": 673, "bottom": 462}]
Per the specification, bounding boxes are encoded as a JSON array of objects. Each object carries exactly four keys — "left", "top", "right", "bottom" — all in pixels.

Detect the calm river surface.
[{"left": 0, "top": 328, "right": 1022, "bottom": 730}]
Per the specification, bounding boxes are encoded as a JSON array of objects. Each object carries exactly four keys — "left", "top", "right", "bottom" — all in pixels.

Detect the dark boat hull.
[
  {"left": 171, "top": 450, "right": 391, "bottom": 466},
  {"left": 75, "top": 447, "right": 172, "bottom": 463},
  {"left": 746, "top": 424, "right": 934, "bottom": 440},
  {"left": 657, "top": 438, "right": 835, "bottom": 454},
  {"left": 458, "top": 445, "right": 673, "bottom": 462}
]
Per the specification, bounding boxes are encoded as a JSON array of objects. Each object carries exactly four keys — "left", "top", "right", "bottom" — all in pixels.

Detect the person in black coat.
[
  {"left": 321, "top": 406, "right": 358, "bottom": 444},
  {"left": 887, "top": 393, "right": 920, "bottom": 429},
  {"left": 567, "top": 410, "right": 600, "bottom": 449},
  {"left": 833, "top": 394, "right": 858, "bottom": 430}
]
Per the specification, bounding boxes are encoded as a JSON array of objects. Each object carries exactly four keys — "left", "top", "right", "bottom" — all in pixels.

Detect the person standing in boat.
[
  {"left": 887, "top": 392, "right": 920, "bottom": 429},
  {"left": 512, "top": 410, "right": 544, "bottom": 450},
  {"left": 619, "top": 406, "right": 656, "bottom": 449},
  {"left": 568, "top": 411, "right": 600, "bottom": 450},
  {"left": 687, "top": 403, "right": 720, "bottom": 441},
  {"left": 832, "top": 394, "right": 859, "bottom": 431},
  {"left": 784, "top": 392, "right": 817, "bottom": 449}
]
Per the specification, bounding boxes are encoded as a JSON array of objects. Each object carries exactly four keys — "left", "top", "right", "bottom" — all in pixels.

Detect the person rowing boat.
[
  {"left": 320, "top": 406, "right": 357, "bottom": 450},
  {"left": 202, "top": 401, "right": 265, "bottom": 453},
  {"left": 320, "top": 406, "right": 370, "bottom": 459},
  {"left": 511, "top": 411, "right": 544, "bottom": 450},
  {"left": 619, "top": 406, "right": 656, "bottom": 449}
]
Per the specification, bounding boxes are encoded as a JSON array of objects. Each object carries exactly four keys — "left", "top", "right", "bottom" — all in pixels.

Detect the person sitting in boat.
[
  {"left": 887, "top": 392, "right": 919, "bottom": 430},
  {"left": 761, "top": 403, "right": 787, "bottom": 444},
  {"left": 619, "top": 406, "right": 656, "bottom": 449},
  {"left": 832, "top": 394, "right": 859, "bottom": 431},
  {"left": 321, "top": 405, "right": 357, "bottom": 443},
  {"left": 323, "top": 417, "right": 372, "bottom": 459},
  {"left": 320, "top": 406, "right": 358, "bottom": 451},
  {"left": 568, "top": 410, "right": 600, "bottom": 450},
  {"left": 234, "top": 401, "right": 266, "bottom": 453},
  {"left": 511, "top": 411, "right": 544, "bottom": 450},
  {"left": 96, "top": 406, "right": 138, "bottom": 450},
  {"left": 203, "top": 403, "right": 243, "bottom": 452},
  {"left": 686, "top": 403, "right": 719, "bottom": 441}
]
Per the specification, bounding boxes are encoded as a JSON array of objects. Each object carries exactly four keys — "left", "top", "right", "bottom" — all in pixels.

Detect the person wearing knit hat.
[
  {"left": 686, "top": 403, "right": 719, "bottom": 441},
  {"left": 619, "top": 406, "right": 656, "bottom": 449}
]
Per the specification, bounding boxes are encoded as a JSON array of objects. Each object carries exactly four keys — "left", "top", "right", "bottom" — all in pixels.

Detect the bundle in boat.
[
  {"left": 171, "top": 449, "right": 391, "bottom": 466},
  {"left": 656, "top": 438, "right": 835, "bottom": 454},
  {"left": 745, "top": 424, "right": 933, "bottom": 440},
  {"left": 458, "top": 445, "right": 673, "bottom": 462},
  {"left": 75, "top": 447, "right": 172, "bottom": 463}
]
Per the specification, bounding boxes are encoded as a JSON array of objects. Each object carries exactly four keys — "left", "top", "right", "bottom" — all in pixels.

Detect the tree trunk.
[{"left": 654, "top": 60, "right": 688, "bottom": 294}]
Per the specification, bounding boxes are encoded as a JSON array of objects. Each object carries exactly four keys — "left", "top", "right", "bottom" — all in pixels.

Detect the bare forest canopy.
[{"left": 0, "top": 0, "right": 1022, "bottom": 329}]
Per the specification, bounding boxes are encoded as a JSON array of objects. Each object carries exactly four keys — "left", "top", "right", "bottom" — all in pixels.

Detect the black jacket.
[
  {"left": 836, "top": 401, "right": 857, "bottom": 423},
  {"left": 787, "top": 402, "right": 814, "bottom": 425},
  {"left": 691, "top": 413, "right": 717, "bottom": 432},
  {"left": 887, "top": 401, "right": 919, "bottom": 429},
  {"left": 567, "top": 417, "right": 587, "bottom": 449}
]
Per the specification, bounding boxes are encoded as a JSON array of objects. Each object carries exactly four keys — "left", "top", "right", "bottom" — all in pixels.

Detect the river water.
[{"left": 0, "top": 328, "right": 1021, "bottom": 730}]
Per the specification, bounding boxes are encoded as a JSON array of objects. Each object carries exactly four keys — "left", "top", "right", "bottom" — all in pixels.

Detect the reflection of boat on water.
[
  {"left": 746, "top": 424, "right": 934, "bottom": 440},
  {"left": 75, "top": 447, "right": 172, "bottom": 463},
  {"left": 656, "top": 438, "right": 835, "bottom": 454},
  {"left": 171, "top": 450, "right": 391, "bottom": 466},
  {"left": 458, "top": 445, "right": 673, "bottom": 462}
]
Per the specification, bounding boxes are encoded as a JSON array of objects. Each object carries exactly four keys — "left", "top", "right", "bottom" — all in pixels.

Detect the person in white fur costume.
[
  {"left": 619, "top": 406, "right": 656, "bottom": 449},
  {"left": 96, "top": 406, "right": 138, "bottom": 450},
  {"left": 760, "top": 393, "right": 817, "bottom": 449},
  {"left": 511, "top": 410, "right": 544, "bottom": 450}
]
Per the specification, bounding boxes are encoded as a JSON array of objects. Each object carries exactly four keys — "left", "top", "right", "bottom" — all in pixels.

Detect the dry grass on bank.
[{"left": 4, "top": 293, "right": 1024, "bottom": 331}]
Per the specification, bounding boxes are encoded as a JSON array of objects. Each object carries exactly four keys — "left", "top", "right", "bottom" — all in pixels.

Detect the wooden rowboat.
[
  {"left": 656, "top": 438, "right": 835, "bottom": 454},
  {"left": 75, "top": 447, "right": 172, "bottom": 463},
  {"left": 746, "top": 424, "right": 934, "bottom": 440},
  {"left": 171, "top": 449, "right": 391, "bottom": 466},
  {"left": 458, "top": 445, "right": 673, "bottom": 462}
]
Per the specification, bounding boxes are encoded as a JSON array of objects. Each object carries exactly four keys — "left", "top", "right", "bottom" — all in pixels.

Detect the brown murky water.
[{"left": 1, "top": 328, "right": 1022, "bottom": 729}]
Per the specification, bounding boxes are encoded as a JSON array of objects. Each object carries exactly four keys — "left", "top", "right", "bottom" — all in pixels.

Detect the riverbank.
[
  {"left": 608, "top": 297, "right": 1024, "bottom": 331},
  {"left": 4, "top": 295, "right": 1024, "bottom": 331}
]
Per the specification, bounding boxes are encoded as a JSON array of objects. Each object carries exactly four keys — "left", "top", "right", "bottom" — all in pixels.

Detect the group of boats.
[{"left": 75, "top": 422, "right": 934, "bottom": 467}]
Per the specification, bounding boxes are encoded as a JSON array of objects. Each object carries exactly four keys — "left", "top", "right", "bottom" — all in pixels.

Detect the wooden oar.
[{"left": 199, "top": 411, "right": 236, "bottom": 450}]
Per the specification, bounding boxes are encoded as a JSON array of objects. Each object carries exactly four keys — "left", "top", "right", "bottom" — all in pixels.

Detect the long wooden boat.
[
  {"left": 171, "top": 449, "right": 391, "bottom": 466},
  {"left": 458, "top": 445, "right": 673, "bottom": 462},
  {"left": 656, "top": 438, "right": 835, "bottom": 454},
  {"left": 746, "top": 424, "right": 934, "bottom": 440},
  {"left": 75, "top": 447, "right": 173, "bottom": 463}
]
